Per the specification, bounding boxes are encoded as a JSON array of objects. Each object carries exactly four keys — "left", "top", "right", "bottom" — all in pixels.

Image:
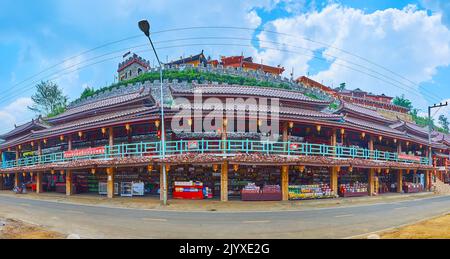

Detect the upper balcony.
[{"left": 0, "top": 139, "right": 430, "bottom": 171}]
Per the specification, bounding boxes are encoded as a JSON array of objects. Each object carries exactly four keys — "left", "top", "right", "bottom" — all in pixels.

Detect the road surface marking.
[
  {"left": 141, "top": 218, "right": 167, "bottom": 222},
  {"left": 242, "top": 220, "right": 271, "bottom": 224},
  {"left": 17, "top": 203, "right": 31, "bottom": 207},
  {"left": 335, "top": 214, "right": 353, "bottom": 218},
  {"left": 394, "top": 207, "right": 407, "bottom": 210}
]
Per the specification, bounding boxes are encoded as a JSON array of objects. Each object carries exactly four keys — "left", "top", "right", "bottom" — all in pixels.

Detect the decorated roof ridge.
[
  {"left": 431, "top": 131, "right": 450, "bottom": 145},
  {"left": 170, "top": 84, "right": 331, "bottom": 104},
  {"left": 343, "top": 116, "right": 408, "bottom": 138},
  {"left": 390, "top": 119, "right": 433, "bottom": 137},
  {"left": 0, "top": 117, "right": 49, "bottom": 140},
  {"left": 337, "top": 101, "right": 396, "bottom": 124},
  {"left": 117, "top": 53, "right": 150, "bottom": 73},
  {"left": 47, "top": 86, "right": 154, "bottom": 123}
]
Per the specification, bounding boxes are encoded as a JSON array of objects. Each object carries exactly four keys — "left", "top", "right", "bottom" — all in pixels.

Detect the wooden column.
[
  {"left": 106, "top": 167, "right": 115, "bottom": 199},
  {"left": 368, "top": 137, "right": 375, "bottom": 196},
  {"left": 330, "top": 166, "right": 338, "bottom": 196},
  {"left": 109, "top": 127, "right": 114, "bottom": 148},
  {"left": 397, "top": 169, "right": 403, "bottom": 193},
  {"left": 66, "top": 170, "right": 73, "bottom": 196},
  {"left": 0, "top": 174, "right": 4, "bottom": 190},
  {"left": 36, "top": 172, "right": 43, "bottom": 194},
  {"left": 222, "top": 119, "right": 227, "bottom": 153},
  {"left": 281, "top": 165, "right": 289, "bottom": 201},
  {"left": 330, "top": 129, "right": 338, "bottom": 196},
  {"left": 159, "top": 164, "right": 168, "bottom": 201},
  {"left": 397, "top": 141, "right": 402, "bottom": 154},
  {"left": 68, "top": 135, "right": 73, "bottom": 151},
  {"left": 221, "top": 162, "right": 228, "bottom": 202},
  {"left": 368, "top": 169, "right": 376, "bottom": 196},
  {"left": 14, "top": 172, "right": 19, "bottom": 187}
]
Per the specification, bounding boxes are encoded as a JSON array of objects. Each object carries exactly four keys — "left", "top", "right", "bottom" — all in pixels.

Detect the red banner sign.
[
  {"left": 64, "top": 147, "right": 105, "bottom": 158},
  {"left": 398, "top": 154, "right": 421, "bottom": 162}
]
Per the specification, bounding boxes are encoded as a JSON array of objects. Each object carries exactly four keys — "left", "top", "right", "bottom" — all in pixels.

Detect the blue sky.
[{"left": 1, "top": 0, "right": 450, "bottom": 134}]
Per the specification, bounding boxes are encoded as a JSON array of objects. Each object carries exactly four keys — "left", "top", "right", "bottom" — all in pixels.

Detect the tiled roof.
[
  {"left": 0, "top": 119, "right": 49, "bottom": 140},
  {"left": 339, "top": 102, "right": 395, "bottom": 124},
  {"left": 48, "top": 88, "right": 153, "bottom": 123},
  {"left": 171, "top": 84, "right": 330, "bottom": 104},
  {"left": 344, "top": 116, "right": 405, "bottom": 136},
  {"left": 390, "top": 120, "right": 430, "bottom": 136},
  {"left": 34, "top": 107, "right": 156, "bottom": 138},
  {"left": 171, "top": 103, "right": 342, "bottom": 121}
]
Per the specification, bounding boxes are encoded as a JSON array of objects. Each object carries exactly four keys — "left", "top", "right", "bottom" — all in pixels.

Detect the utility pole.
[{"left": 428, "top": 102, "right": 448, "bottom": 165}]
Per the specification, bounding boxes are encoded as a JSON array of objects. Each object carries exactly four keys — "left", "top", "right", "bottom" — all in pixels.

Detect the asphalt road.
[{"left": 0, "top": 195, "right": 449, "bottom": 239}]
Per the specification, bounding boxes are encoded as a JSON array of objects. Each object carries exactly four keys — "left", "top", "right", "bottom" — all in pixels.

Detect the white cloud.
[
  {"left": 0, "top": 97, "right": 34, "bottom": 134},
  {"left": 246, "top": 10, "right": 262, "bottom": 28},
  {"left": 253, "top": 4, "right": 450, "bottom": 110}
]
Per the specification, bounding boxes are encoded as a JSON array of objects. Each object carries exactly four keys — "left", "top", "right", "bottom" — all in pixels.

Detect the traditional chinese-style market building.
[{"left": 0, "top": 53, "right": 448, "bottom": 202}]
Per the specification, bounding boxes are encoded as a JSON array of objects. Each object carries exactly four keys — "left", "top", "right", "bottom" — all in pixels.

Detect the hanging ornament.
[
  {"left": 233, "top": 164, "right": 239, "bottom": 172},
  {"left": 289, "top": 121, "right": 294, "bottom": 129},
  {"left": 60, "top": 135, "right": 64, "bottom": 141},
  {"left": 348, "top": 166, "right": 353, "bottom": 173},
  {"left": 298, "top": 165, "right": 305, "bottom": 173},
  {"left": 213, "top": 164, "right": 219, "bottom": 172},
  {"left": 316, "top": 125, "right": 321, "bottom": 133},
  {"left": 155, "top": 120, "right": 161, "bottom": 128},
  {"left": 91, "top": 168, "right": 96, "bottom": 175}
]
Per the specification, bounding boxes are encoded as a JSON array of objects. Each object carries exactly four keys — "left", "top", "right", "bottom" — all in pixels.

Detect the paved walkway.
[
  {"left": 0, "top": 194, "right": 448, "bottom": 238},
  {"left": 0, "top": 190, "right": 435, "bottom": 212}
]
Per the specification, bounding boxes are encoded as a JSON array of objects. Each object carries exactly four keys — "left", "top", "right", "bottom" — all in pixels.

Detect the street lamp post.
[{"left": 139, "top": 20, "right": 168, "bottom": 206}]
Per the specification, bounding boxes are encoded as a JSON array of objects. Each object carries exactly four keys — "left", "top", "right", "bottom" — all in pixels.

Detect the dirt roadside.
[
  {"left": 380, "top": 214, "right": 450, "bottom": 239},
  {"left": 0, "top": 218, "right": 65, "bottom": 239}
]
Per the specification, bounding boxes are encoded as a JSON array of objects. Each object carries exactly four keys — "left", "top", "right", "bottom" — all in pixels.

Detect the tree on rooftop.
[
  {"left": 393, "top": 94, "right": 413, "bottom": 110},
  {"left": 28, "top": 81, "right": 68, "bottom": 117},
  {"left": 80, "top": 86, "right": 96, "bottom": 100},
  {"left": 338, "top": 82, "right": 346, "bottom": 91},
  {"left": 438, "top": 115, "right": 449, "bottom": 133}
]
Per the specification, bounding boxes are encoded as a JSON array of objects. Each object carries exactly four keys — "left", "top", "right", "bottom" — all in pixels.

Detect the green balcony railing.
[{"left": 0, "top": 139, "right": 430, "bottom": 170}]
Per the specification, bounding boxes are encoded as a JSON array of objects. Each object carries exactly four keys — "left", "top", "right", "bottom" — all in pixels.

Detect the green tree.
[
  {"left": 438, "top": 115, "right": 449, "bottom": 133},
  {"left": 28, "top": 81, "right": 68, "bottom": 117},
  {"left": 338, "top": 82, "right": 346, "bottom": 91},
  {"left": 80, "top": 86, "right": 96, "bottom": 99},
  {"left": 393, "top": 94, "right": 413, "bottom": 110}
]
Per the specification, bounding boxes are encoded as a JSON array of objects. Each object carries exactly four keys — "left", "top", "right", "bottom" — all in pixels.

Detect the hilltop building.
[{"left": 117, "top": 53, "right": 150, "bottom": 82}]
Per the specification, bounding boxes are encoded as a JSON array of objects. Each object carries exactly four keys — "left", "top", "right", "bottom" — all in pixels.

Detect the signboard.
[
  {"left": 64, "top": 147, "right": 105, "bottom": 158},
  {"left": 398, "top": 154, "right": 421, "bottom": 162}
]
